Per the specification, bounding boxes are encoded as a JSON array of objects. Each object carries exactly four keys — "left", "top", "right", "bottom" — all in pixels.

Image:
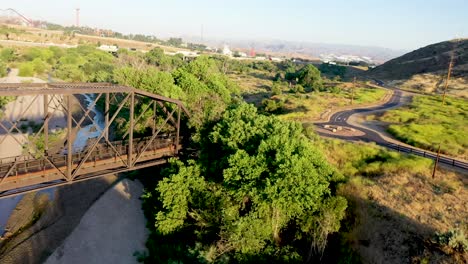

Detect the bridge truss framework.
[{"left": 0, "top": 83, "right": 189, "bottom": 198}]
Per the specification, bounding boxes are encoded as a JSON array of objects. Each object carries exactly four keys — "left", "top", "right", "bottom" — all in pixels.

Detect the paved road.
[
  {"left": 314, "top": 90, "right": 468, "bottom": 170},
  {"left": 316, "top": 90, "right": 403, "bottom": 144}
]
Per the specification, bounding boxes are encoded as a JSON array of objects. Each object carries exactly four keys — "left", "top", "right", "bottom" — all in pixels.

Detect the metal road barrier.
[{"left": 382, "top": 143, "right": 468, "bottom": 170}]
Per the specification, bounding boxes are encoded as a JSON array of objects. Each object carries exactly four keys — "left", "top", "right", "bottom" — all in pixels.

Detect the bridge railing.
[
  {"left": 382, "top": 142, "right": 468, "bottom": 170},
  {"left": 0, "top": 135, "right": 179, "bottom": 179}
]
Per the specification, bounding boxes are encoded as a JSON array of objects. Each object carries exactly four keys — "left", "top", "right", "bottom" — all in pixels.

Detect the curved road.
[
  {"left": 315, "top": 89, "right": 403, "bottom": 144},
  {"left": 313, "top": 90, "right": 468, "bottom": 170}
]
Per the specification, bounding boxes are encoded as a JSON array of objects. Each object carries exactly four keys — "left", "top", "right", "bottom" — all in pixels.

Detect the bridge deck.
[{"left": 0, "top": 136, "right": 180, "bottom": 197}]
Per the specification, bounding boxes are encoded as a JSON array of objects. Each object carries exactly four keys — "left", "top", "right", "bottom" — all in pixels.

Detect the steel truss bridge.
[{"left": 0, "top": 83, "right": 189, "bottom": 198}]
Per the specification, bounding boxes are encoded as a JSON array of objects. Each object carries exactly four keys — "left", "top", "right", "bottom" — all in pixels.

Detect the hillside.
[{"left": 367, "top": 39, "right": 468, "bottom": 97}]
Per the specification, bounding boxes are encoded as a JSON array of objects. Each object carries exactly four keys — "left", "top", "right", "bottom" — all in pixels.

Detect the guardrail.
[
  {"left": 0, "top": 135, "right": 178, "bottom": 178},
  {"left": 382, "top": 143, "right": 468, "bottom": 170}
]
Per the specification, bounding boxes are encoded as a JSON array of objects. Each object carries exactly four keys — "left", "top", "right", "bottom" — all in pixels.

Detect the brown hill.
[{"left": 367, "top": 39, "right": 468, "bottom": 97}]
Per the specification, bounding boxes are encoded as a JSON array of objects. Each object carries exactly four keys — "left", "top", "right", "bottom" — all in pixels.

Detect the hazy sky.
[{"left": 3, "top": 0, "right": 467, "bottom": 50}]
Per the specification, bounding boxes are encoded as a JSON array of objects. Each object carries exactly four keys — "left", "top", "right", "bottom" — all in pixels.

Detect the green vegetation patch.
[
  {"left": 0, "top": 25, "right": 28, "bottom": 36},
  {"left": 379, "top": 95, "right": 468, "bottom": 157},
  {"left": 141, "top": 104, "right": 347, "bottom": 263},
  {"left": 279, "top": 87, "right": 386, "bottom": 121},
  {"left": 317, "top": 138, "right": 432, "bottom": 177}
]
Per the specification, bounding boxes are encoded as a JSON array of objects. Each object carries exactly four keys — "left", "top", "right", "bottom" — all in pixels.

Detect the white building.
[
  {"left": 176, "top": 50, "right": 198, "bottom": 57},
  {"left": 222, "top": 44, "right": 232, "bottom": 56},
  {"left": 271, "top": 57, "right": 284, "bottom": 62},
  {"left": 97, "top": 45, "right": 118, "bottom": 52},
  {"left": 238, "top": 52, "right": 247, "bottom": 57}
]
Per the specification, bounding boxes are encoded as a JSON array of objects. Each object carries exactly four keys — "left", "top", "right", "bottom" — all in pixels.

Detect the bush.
[
  {"left": 271, "top": 81, "right": 283, "bottom": 95},
  {"left": 24, "top": 47, "right": 54, "bottom": 62},
  {"left": 319, "top": 63, "right": 346, "bottom": 78},
  {"left": 297, "top": 64, "right": 323, "bottom": 92},
  {"left": 433, "top": 229, "right": 468, "bottom": 253},
  {"left": 262, "top": 99, "right": 284, "bottom": 114},
  {"left": 328, "top": 86, "right": 342, "bottom": 94},
  {"left": 31, "top": 58, "right": 48, "bottom": 74},
  {"left": 290, "top": 84, "right": 305, "bottom": 93},
  {"left": 18, "top": 62, "right": 34, "bottom": 77},
  {"left": 0, "top": 60, "right": 7, "bottom": 77},
  {"left": 55, "top": 64, "right": 85, "bottom": 81},
  {"left": 0, "top": 48, "right": 16, "bottom": 62}
]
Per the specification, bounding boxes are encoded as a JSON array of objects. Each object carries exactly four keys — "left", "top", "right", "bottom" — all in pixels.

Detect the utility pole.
[
  {"left": 442, "top": 53, "right": 454, "bottom": 105},
  {"left": 432, "top": 144, "right": 441, "bottom": 179},
  {"left": 351, "top": 76, "right": 356, "bottom": 105},
  {"left": 442, "top": 39, "right": 458, "bottom": 104}
]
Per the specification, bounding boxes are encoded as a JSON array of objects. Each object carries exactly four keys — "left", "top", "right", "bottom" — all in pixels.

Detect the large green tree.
[
  {"left": 143, "top": 103, "right": 346, "bottom": 263},
  {"left": 172, "top": 56, "right": 239, "bottom": 129},
  {"left": 297, "top": 64, "right": 323, "bottom": 91}
]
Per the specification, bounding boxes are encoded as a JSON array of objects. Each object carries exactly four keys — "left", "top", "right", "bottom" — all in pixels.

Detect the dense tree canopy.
[
  {"left": 144, "top": 47, "right": 184, "bottom": 71},
  {"left": 297, "top": 64, "right": 323, "bottom": 91},
  {"left": 142, "top": 103, "right": 347, "bottom": 263}
]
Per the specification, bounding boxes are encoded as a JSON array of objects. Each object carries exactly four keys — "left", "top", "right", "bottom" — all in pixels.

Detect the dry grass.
[
  {"left": 389, "top": 73, "right": 468, "bottom": 98},
  {"left": 319, "top": 139, "right": 468, "bottom": 263},
  {"left": 341, "top": 168, "right": 467, "bottom": 264}
]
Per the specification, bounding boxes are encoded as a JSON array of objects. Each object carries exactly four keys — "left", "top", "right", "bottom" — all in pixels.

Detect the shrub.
[
  {"left": 433, "top": 229, "right": 468, "bottom": 253},
  {"left": 271, "top": 81, "right": 282, "bottom": 95},
  {"left": 290, "top": 84, "right": 305, "bottom": 93},
  {"left": 262, "top": 99, "right": 284, "bottom": 114},
  {"left": 0, "top": 48, "right": 16, "bottom": 62},
  {"left": 18, "top": 62, "right": 34, "bottom": 77},
  {"left": 0, "top": 60, "right": 7, "bottom": 77},
  {"left": 31, "top": 58, "right": 48, "bottom": 74}
]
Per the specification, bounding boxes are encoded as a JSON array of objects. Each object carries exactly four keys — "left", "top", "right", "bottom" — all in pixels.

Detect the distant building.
[
  {"left": 238, "top": 52, "right": 247, "bottom": 57},
  {"left": 249, "top": 48, "right": 256, "bottom": 57},
  {"left": 271, "top": 57, "right": 284, "bottom": 62},
  {"left": 97, "top": 45, "right": 118, "bottom": 52},
  {"left": 319, "top": 53, "right": 375, "bottom": 66},
  {"left": 175, "top": 50, "right": 198, "bottom": 57},
  {"left": 222, "top": 44, "right": 232, "bottom": 56},
  {"left": 205, "top": 46, "right": 217, "bottom": 52}
]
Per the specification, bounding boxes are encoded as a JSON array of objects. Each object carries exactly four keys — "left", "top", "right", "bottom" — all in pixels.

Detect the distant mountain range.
[
  {"left": 0, "top": 8, "right": 406, "bottom": 63},
  {"left": 182, "top": 36, "right": 407, "bottom": 63}
]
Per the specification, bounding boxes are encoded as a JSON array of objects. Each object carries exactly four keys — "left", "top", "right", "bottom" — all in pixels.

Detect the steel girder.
[{"left": 0, "top": 83, "right": 189, "bottom": 198}]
